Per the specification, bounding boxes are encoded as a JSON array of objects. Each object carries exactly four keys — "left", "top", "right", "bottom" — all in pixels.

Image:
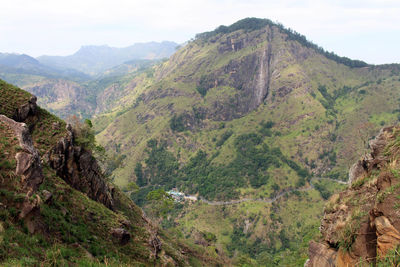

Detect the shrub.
[{"left": 170, "top": 114, "right": 186, "bottom": 132}]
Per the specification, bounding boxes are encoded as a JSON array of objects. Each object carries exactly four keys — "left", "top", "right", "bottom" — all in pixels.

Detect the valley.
[
  {"left": 1, "top": 17, "right": 400, "bottom": 266},
  {"left": 90, "top": 18, "right": 400, "bottom": 265}
]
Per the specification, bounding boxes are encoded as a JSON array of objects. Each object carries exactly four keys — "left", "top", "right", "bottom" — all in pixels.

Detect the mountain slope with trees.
[{"left": 91, "top": 18, "right": 400, "bottom": 264}]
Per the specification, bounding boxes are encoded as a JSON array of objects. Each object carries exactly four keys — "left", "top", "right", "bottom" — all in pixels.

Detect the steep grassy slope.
[
  {"left": 0, "top": 80, "right": 223, "bottom": 266},
  {"left": 91, "top": 18, "right": 400, "bottom": 264}
]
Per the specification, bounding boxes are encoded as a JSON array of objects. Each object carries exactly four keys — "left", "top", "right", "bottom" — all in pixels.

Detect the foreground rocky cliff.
[
  {"left": 0, "top": 80, "right": 223, "bottom": 266},
  {"left": 307, "top": 126, "right": 400, "bottom": 266}
]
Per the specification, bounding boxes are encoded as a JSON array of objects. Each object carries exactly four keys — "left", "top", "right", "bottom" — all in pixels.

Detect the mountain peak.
[
  {"left": 196, "top": 17, "right": 275, "bottom": 39},
  {"left": 196, "top": 17, "right": 368, "bottom": 68}
]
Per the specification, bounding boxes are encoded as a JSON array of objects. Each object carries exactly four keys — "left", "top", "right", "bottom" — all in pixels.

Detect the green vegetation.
[
  {"left": 216, "top": 130, "right": 233, "bottom": 146},
  {"left": 0, "top": 79, "right": 31, "bottom": 117},
  {"left": 145, "top": 189, "right": 174, "bottom": 219},
  {"left": 196, "top": 17, "right": 368, "bottom": 68},
  {"left": 170, "top": 114, "right": 186, "bottom": 132},
  {"left": 376, "top": 246, "right": 400, "bottom": 266},
  {"left": 0, "top": 80, "right": 223, "bottom": 266},
  {"left": 133, "top": 132, "right": 309, "bottom": 202},
  {"left": 91, "top": 17, "right": 400, "bottom": 265}
]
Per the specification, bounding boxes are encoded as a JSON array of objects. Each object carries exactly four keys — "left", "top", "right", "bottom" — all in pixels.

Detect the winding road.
[{"left": 195, "top": 177, "right": 349, "bottom": 206}]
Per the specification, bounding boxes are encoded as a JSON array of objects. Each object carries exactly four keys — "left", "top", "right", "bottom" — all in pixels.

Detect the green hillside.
[
  {"left": 90, "top": 18, "right": 400, "bottom": 265},
  {"left": 0, "top": 80, "right": 223, "bottom": 266}
]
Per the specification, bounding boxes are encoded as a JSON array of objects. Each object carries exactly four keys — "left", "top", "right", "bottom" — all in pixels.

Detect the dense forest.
[{"left": 132, "top": 121, "right": 310, "bottom": 204}]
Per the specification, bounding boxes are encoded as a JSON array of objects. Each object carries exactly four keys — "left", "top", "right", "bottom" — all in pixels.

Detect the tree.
[
  {"left": 67, "top": 115, "right": 96, "bottom": 150},
  {"left": 135, "top": 162, "right": 146, "bottom": 187},
  {"left": 125, "top": 182, "right": 139, "bottom": 192},
  {"left": 145, "top": 189, "right": 174, "bottom": 223}
]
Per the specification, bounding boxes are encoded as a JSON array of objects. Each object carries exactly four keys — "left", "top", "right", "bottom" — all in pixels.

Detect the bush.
[
  {"left": 170, "top": 114, "right": 186, "bottom": 132},
  {"left": 216, "top": 130, "right": 233, "bottom": 146},
  {"left": 68, "top": 116, "right": 98, "bottom": 151}
]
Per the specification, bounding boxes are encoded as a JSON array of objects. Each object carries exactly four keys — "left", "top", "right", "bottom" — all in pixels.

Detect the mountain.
[
  {"left": 0, "top": 53, "right": 93, "bottom": 119},
  {"left": 0, "top": 52, "right": 89, "bottom": 82},
  {"left": 0, "top": 52, "right": 165, "bottom": 120},
  {"left": 19, "top": 59, "right": 161, "bottom": 119},
  {"left": 90, "top": 18, "right": 400, "bottom": 264},
  {"left": 307, "top": 126, "right": 400, "bottom": 266},
  {"left": 37, "top": 41, "right": 178, "bottom": 75},
  {"left": 0, "top": 79, "right": 224, "bottom": 265},
  {"left": 0, "top": 53, "right": 42, "bottom": 69}
]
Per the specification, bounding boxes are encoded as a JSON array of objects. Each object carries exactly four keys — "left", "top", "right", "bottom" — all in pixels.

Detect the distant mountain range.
[
  {"left": 0, "top": 41, "right": 178, "bottom": 118},
  {"left": 37, "top": 41, "right": 178, "bottom": 75},
  {"left": 0, "top": 52, "right": 89, "bottom": 81}
]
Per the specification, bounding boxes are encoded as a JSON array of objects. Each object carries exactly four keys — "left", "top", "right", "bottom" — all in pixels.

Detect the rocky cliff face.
[
  {"left": 12, "top": 95, "right": 38, "bottom": 122},
  {"left": 307, "top": 126, "right": 400, "bottom": 266},
  {"left": 46, "top": 124, "right": 114, "bottom": 209},
  {"left": 3, "top": 91, "right": 114, "bottom": 210},
  {"left": 153, "top": 24, "right": 308, "bottom": 121}
]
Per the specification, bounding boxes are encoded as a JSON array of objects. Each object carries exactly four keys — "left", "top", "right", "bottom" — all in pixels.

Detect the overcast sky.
[{"left": 1, "top": 0, "right": 399, "bottom": 64}]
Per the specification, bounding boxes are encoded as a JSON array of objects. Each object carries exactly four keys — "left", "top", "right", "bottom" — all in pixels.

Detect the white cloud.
[{"left": 0, "top": 0, "right": 399, "bottom": 64}]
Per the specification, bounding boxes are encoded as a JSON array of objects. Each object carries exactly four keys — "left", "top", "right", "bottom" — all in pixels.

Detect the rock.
[
  {"left": 51, "top": 121, "right": 61, "bottom": 130},
  {"left": 41, "top": 190, "right": 52, "bottom": 203},
  {"left": 306, "top": 241, "right": 337, "bottom": 267},
  {"left": 348, "top": 160, "right": 367, "bottom": 185},
  {"left": 369, "top": 127, "right": 394, "bottom": 159},
  {"left": 373, "top": 216, "right": 400, "bottom": 256},
  {"left": 349, "top": 127, "right": 394, "bottom": 185},
  {"left": 150, "top": 236, "right": 162, "bottom": 257},
  {"left": 307, "top": 126, "right": 400, "bottom": 266},
  {"left": 119, "top": 218, "right": 131, "bottom": 228},
  {"left": 0, "top": 115, "right": 44, "bottom": 195},
  {"left": 13, "top": 96, "right": 37, "bottom": 122},
  {"left": 111, "top": 228, "right": 131, "bottom": 245},
  {"left": 19, "top": 194, "right": 41, "bottom": 219},
  {"left": 46, "top": 125, "right": 114, "bottom": 209}
]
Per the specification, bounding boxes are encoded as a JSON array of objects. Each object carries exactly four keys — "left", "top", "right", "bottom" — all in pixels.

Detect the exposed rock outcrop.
[
  {"left": 373, "top": 216, "right": 400, "bottom": 256},
  {"left": 111, "top": 228, "right": 131, "bottom": 245},
  {"left": 0, "top": 114, "right": 43, "bottom": 195},
  {"left": 307, "top": 241, "right": 337, "bottom": 267},
  {"left": 46, "top": 125, "right": 114, "bottom": 209},
  {"left": 3, "top": 92, "right": 115, "bottom": 211},
  {"left": 12, "top": 96, "right": 38, "bottom": 122},
  {"left": 3, "top": 93, "right": 115, "bottom": 210},
  {"left": 307, "top": 126, "right": 400, "bottom": 266},
  {"left": 0, "top": 114, "right": 44, "bottom": 230}
]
